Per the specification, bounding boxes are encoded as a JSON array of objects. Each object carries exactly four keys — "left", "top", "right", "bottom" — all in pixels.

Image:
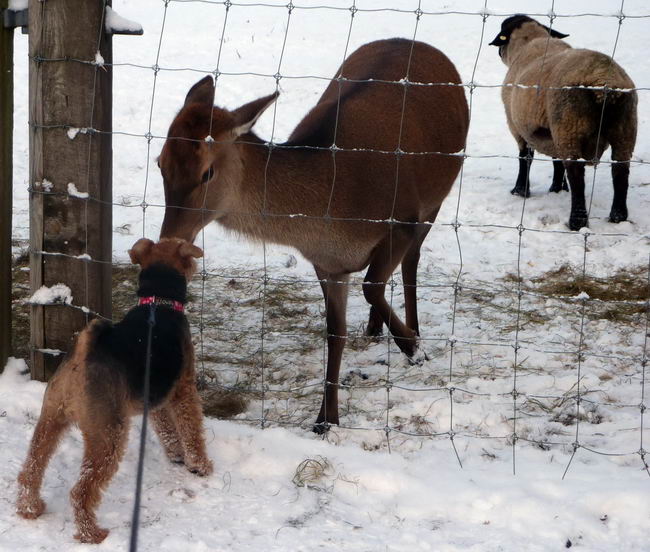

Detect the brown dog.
[{"left": 16, "top": 238, "right": 213, "bottom": 544}]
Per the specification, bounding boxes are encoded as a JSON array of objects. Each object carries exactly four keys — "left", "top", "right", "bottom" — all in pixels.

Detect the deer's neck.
[{"left": 220, "top": 135, "right": 329, "bottom": 244}]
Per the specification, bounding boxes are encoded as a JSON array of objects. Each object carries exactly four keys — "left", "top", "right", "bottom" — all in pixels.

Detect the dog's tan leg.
[
  {"left": 169, "top": 376, "right": 213, "bottom": 477},
  {"left": 151, "top": 406, "right": 184, "bottom": 463},
  {"left": 16, "top": 399, "right": 69, "bottom": 520},
  {"left": 70, "top": 419, "right": 129, "bottom": 544}
]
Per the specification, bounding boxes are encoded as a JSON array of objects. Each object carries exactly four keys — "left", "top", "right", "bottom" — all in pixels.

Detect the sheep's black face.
[
  {"left": 489, "top": 15, "right": 535, "bottom": 48},
  {"left": 489, "top": 14, "right": 568, "bottom": 53}
]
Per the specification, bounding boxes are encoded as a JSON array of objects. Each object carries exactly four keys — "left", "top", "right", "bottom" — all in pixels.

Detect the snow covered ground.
[{"left": 3, "top": 0, "right": 650, "bottom": 550}]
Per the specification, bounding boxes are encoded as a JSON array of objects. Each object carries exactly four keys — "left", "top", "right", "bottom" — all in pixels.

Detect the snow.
[
  {"left": 94, "top": 51, "right": 105, "bottom": 67},
  {"left": 67, "top": 127, "right": 81, "bottom": 140},
  {"left": 38, "top": 179, "right": 53, "bottom": 192},
  {"left": 5, "top": 0, "right": 650, "bottom": 550},
  {"left": 1, "top": 358, "right": 650, "bottom": 551},
  {"left": 67, "top": 182, "right": 89, "bottom": 199},
  {"left": 28, "top": 283, "right": 73, "bottom": 306},
  {"left": 7, "top": 0, "right": 27, "bottom": 11},
  {"left": 105, "top": 6, "right": 144, "bottom": 35}
]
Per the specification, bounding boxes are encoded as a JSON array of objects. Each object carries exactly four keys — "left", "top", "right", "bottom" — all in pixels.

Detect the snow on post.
[
  {"left": 29, "top": 284, "right": 73, "bottom": 306},
  {"left": 104, "top": 6, "right": 143, "bottom": 35}
]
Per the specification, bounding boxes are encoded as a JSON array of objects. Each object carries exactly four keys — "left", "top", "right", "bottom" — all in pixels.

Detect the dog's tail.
[{"left": 63, "top": 319, "right": 111, "bottom": 371}]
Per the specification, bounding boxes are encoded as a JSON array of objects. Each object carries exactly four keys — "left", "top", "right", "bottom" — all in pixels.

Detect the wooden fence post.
[
  {"left": 0, "top": 0, "right": 13, "bottom": 373},
  {"left": 29, "top": 0, "right": 112, "bottom": 381}
]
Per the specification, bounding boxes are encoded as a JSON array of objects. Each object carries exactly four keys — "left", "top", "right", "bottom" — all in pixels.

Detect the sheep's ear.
[
  {"left": 544, "top": 25, "right": 569, "bottom": 39},
  {"left": 549, "top": 29, "right": 569, "bottom": 39},
  {"left": 129, "top": 238, "right": 155, "bottom": 266},
  {"left": 231, "top": 92, "right": 279, "bottom": 138},
  {"left": 185, "top": 76, "right": 215, "bottom": 107}
]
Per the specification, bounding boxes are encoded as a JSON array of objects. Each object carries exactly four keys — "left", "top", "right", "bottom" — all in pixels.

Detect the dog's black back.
[{"left": 87, "top": 263, "right": 190, "bottom": 407}]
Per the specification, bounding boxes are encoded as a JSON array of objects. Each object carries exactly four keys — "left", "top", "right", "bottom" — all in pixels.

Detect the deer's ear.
[
  {"left": 231, "top": 92, "right": 279, "bottom": 137},
  {"left": 184, "top": 76, "right": 215, "bottom": 107},
  {"left": 179, "top": 241, "right": 203, "bottom": 259},
  {"left": 128, "top": 238, "right": 155, "bottom": 266}
]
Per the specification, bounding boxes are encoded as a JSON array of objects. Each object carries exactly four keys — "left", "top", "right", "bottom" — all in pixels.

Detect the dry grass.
[
  {"left": 504, "top": 264, "right": 648, "bottom": 323},
  {"left": 199, "top": 387, "right": 249, "bottom": 419},
  {"left": 292, "top": 456, "right": 333, "bottom": 490}
]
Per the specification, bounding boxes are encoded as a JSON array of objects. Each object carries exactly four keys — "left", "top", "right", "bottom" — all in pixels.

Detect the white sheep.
[{"left": 490, "top": 15, "right": 638, "bottom": 230}]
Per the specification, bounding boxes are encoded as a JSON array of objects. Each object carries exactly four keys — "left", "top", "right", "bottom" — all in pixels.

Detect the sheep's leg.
[
  {"left": 564, "top": 160, "right": 588, "bottom": 230},
  {"left": 549, "top": 159, "right": 569, "bottom": 193},
  {"left": 314, "top": 268, "right": 350, "bottom": 433},
  {"left": 609, "top": 161, "right": 629, "bottom": 223},
  {"left": 511, "top": 145, "right": 534, "bottom": 197}
]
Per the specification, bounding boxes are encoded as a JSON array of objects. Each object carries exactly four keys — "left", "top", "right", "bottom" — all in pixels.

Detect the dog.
[{"left": 16, "top": 238, "right": 213, "bottom": 544}]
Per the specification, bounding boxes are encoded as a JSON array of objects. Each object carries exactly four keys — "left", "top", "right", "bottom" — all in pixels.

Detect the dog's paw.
[
  {"left": 167, "top": 453, "right": 185, "bottom": 464},
  {"left": 74, "top": 526, "right": 109, "bottom": 544},
  {"left": 16, "top": 496, "right": 46, "bottom": 519},
  {"left": 186, "top": 457, "right": 213, "bottom": 477}
]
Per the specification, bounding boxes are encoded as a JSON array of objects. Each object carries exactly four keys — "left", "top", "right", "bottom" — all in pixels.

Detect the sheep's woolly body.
[{"left": 502, "top": 21, "right": 637, "bottom": 163}]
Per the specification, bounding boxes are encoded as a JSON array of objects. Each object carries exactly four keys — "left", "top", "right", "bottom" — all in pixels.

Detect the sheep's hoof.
[
  {"left": 609, "top": 207, "right": 628, "bottom": 224},
  {"left": 568, "top": 212, "right": 589, "bottom": 231},
  {"left": 312, "top": 420, "right": 335, "bottom": 435},
  {"left": 549, "top": 181, "right": 569, "bottom": 193},
  {"left": 510, "top": 185, "right": 530, "bottom": 198}
]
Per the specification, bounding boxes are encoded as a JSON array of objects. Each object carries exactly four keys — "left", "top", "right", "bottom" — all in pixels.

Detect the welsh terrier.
[{"left": 16, "top": 238, "right": 213, "bottom": 544}]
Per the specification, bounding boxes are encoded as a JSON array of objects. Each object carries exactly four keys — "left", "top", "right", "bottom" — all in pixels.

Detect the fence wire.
[{"left": 20, "top": 0, "right": 650, "bottom": 545}]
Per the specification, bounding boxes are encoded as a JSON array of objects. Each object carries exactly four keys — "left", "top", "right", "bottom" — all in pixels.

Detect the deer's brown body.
[{"left": 159, "top": 38, "right": 469, "bottom": 430}]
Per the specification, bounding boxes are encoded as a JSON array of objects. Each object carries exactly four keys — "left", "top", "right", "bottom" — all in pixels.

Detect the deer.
[{"left": 158, "top": 38, "right": 469, "bottom": 432}]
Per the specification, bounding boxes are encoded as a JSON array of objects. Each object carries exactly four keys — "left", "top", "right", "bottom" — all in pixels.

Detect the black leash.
[{"left": 129, "top": 303, "right": 156, "bottom": 552}]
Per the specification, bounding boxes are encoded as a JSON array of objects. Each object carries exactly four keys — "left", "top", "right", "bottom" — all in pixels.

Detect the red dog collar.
[{"left": 138, "top": 296, "right": 184, "bottom": 313}]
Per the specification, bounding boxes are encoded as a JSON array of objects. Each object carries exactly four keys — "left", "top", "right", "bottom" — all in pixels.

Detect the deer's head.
[{"left": 159, "top": 76, "right": 278, "bottom": 242}]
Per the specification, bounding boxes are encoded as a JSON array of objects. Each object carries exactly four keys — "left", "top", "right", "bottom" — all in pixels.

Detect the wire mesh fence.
[{"left": 13, "top": 0, "right": 650, "bottom": 513}]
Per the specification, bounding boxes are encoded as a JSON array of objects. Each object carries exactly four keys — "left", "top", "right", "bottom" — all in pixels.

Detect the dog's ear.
[
  {"left": 179, "top": 241, "right": 204, "bottom": 259},
  {"left": 129, "top": 238, "right": 155, "bottom": 265}
]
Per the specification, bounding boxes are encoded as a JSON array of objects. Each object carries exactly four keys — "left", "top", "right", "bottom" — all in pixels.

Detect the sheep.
[{"left": 489, "top": 15, "right": 638, "bottom": 230}]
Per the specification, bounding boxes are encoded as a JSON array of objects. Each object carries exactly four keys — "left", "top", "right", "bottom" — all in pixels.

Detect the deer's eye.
[{"left": 201, "top": 167, "right": 214, "bottom": 184}]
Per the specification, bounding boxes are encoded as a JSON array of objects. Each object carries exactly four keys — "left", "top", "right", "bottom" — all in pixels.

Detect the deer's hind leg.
[
  {"left": 402, "top": 221, "right": 433, "bottom": 337},
  {"left": 362, "top": 227, "right": 418, "bottom": 358},
  {"left": 367, "top": 222, "right": 432, "bottom": 338}
]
